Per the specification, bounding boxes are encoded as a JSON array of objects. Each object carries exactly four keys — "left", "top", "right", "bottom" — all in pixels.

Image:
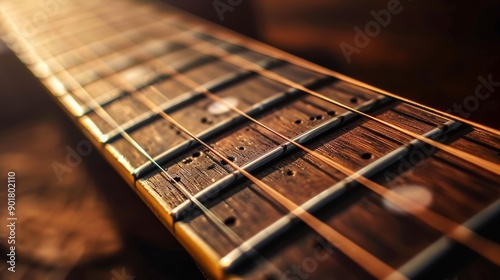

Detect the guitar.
[{"left": 1, "top": 0, "right": 499, "bottom": 279}]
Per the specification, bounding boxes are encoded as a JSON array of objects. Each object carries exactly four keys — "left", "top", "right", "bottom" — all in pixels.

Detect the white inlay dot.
[
  {"left": 121, "top": 66, "right": 150, "bottom": 82},
  {"left": 383, "top": 185, "right": 433, "bottom": 215},
  {"left": 208, "top": 97, "right": 239, "bottom": 115}
]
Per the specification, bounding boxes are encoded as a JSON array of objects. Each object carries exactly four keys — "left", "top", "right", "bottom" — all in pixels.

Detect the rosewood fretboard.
[{"left": 1, "top": 0, "right": 499, "bottom": 279}]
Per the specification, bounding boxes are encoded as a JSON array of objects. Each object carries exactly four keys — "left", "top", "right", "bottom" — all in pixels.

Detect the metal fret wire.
[
  {"left": 0, "top": 6, "right": 284, "bottom": 279},
  {"left": 3, "top": 1, "right": 500, "bottom": 278}
]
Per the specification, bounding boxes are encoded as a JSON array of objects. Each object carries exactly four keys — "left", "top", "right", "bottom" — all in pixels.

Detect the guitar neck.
[{"left": 1, "top": 0, "right": 499, "bottom": 279}]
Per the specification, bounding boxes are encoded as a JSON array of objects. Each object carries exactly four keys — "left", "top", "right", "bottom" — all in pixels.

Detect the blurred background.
[{"left": 0, "top": 0, "right": 499, "bottom": 279}]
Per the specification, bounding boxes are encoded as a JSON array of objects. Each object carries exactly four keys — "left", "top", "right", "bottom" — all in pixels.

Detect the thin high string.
[
  {"left": 180, "top": 38, "right": 500, "bottom": 177},
  {"left": 187, "top": 25, "right": 500, "bottom": 137},
  {"left": 81, "top": 15, "right": 405, "bottom": 280}
]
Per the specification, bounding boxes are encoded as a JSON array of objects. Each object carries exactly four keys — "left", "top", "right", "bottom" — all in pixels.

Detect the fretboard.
[{"left": 1, "top": 0, "right": 499, "bottom": 279}]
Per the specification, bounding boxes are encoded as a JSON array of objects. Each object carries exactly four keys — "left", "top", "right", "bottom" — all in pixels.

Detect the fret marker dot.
[
  {"left": 383, "top": 185, "right": 433, "bottom": 215},
  {"left": 224, "top": 216, "right": 237, "bottom": 226},
  {"left": 361, "top": 152, "right": 373, "bottom": 160},
  {"left": 200, "top": 117, "right": 213, "bottom": 124},
  {"left": 208, "top": 96, "right": 239, "bottom": 115}
]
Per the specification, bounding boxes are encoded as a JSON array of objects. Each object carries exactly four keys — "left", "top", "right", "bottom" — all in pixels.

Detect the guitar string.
[
  {"left": 78, "top": 13, "right": 405, "bottom": 279},
  {"left": 78, "top": 32, "right": 405, "bottom": 280},
  {"left": 4, "top": 1, "right": 500, "bottom": 278},
  {"left": 0, "top": 8, "right": 288, "bottom": 278},
  {"left": 181, "top": 37, "right": 500, "bottom": 177},
  {"left": 184, "top": 22, "right": 500, "bottom": 137}
]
